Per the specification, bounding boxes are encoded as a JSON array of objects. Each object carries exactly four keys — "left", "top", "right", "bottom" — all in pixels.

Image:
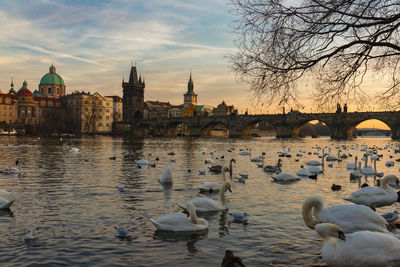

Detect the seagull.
[
  {"left": 24, "top": 227, "right": 40, "bottom": 241},
  {"left": 114, "top": 226, "right": 131, "bottom": 238},
  {"left": 229, "top": 213, "right": 248, "bottom": 223}
]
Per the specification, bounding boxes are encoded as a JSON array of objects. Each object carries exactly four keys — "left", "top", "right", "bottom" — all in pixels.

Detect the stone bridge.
[{"left": 131, "top": 111, "right": 400, "bottom": 139}]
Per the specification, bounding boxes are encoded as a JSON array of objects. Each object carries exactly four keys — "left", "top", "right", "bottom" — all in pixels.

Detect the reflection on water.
[{"left": 0, "top": 136, "right": 399, "bottom": 266}]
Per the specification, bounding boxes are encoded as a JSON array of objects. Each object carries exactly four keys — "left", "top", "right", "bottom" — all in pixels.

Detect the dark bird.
[
  {"left": 361, "top": 183, "right": 369, "bottom": 188},
  {"left": 155, "top": 157, "right": 160, "bottom": 161},
  {"left": 150, "top": 163, "right": 156, "bottom": 168},
  {"left": 308, "top": 173, "right": 317, "bottom": 180},
  {"left": 209, "top": 165, "right": 222, "bottom": 173},
  {"left": 109, "top": 156, "right": 116, "bottom": 160},
  {"left": 168, "top": 152, "right": 175, "bottom": 156},
  {"left": 222, "top": 250, "right": 246, "bottom": 267},
  {"left": 331, "top": 184, "right": 342, "bottom": 191}
]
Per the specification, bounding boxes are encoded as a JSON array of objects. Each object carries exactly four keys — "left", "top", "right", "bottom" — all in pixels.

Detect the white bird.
[
  {"left": 149, "top": 201, "right": 208, "bottom": 232},
  {"left": 205, "top": 157, "right": 212, "bottom": 164},
  {"left": 350, "top": 162, "right": 363, "bottom": 179},
  {"left": 0, "top": 160, "right": 23, "bottom": 174},
  {"left": 344, "top": 174, "right": 400, "bottom": 210},
  {"left": 158, "top": 163, "right": 172, "bottom": 184},
  {"left": 272, "top": 172, "right": 300, "bottom": 182},
  {"left": 326, "top": 150, "right": 340, "bottom": 161},
  {"left": 199, "top": 169, "right": 226, "bottom": 192},
  {"left": 296, "top": 167, "right": 312, "bottom": 177},
  {"left": 71, "top": 147, "right": 79, "bottom": 152},
  {"left": 302, "top": 195, "right": 388, "bottom": 233},
  {"left": 24, "top": 227, "right": 40, "bottom": 241},
  {"left": 178, "top": 182, "right": 232, "bottom": 212},
  {"left": 136, "top": 154, "right": 150, "bottom": 165},
  {"left": 114, "top": 226, "right": 131, "bottom": 237},
  {"left": 361, "top": 154, "right": 375, "bottom": 175},
  {"left": 239, "top": 150, "right": 251, "bottom": 156},
  {"left": 0, "top": 189, "right": 13, "bottom": 198},
  {"left": 307, "top": 166, "right": 323, "bottom": 174},
  {"left": 346, "top": 156, "right": 358, "bottom": 170},
  {"left": 0, "top": 195, "right": 15, "bottom": 210},
  {"left": 306, "top": 152, "right": 325, "bottom": 166},
  {"left": 315, "top": 223, "right": 400, "bottom": 267}
]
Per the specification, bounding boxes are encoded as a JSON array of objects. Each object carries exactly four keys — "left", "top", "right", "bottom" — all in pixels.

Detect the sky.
[{"left": 0, "top": 0, "right": 390, "bottom": 129}]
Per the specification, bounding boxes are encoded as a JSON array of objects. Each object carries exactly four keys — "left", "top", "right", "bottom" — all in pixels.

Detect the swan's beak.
[
  {"left": 396, "top": 179, "right": 400, "bottom": 186},
  {"left": 338, "top": 231, "right": 346, "bottom": 241},
  {"left": 227, "top": 187, "right": 232, "bottom": 193}
]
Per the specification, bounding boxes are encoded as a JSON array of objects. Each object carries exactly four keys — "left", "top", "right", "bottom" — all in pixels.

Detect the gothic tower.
[
  {"left": 183, "top": 73, "right": 197, "bottom": 105},
  {"left": 122, "top": 65, "right": 145, "bottom": 122}
]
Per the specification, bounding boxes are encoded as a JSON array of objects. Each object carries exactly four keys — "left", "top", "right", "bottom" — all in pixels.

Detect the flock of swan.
[{"left": 4, "top": 141, "right": 400, "bottom": 266}]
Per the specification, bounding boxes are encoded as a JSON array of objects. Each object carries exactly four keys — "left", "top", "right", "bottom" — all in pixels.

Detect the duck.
[
  {"left": 302, "top": 195, "right": 389, "bottom": 233},
  {"left": 382, "top": 210, "right": 399, "bottom": 223},
  {"left": 149, "top": 202, "right": 208, "bottom": 232},
  {"left": 24, "top": 227, "right": 40, "bottom": 241},
  {"left": 158, "top": 163, "right": 172, "bottom": 184},
  {"left": 178, "top": 182, "right": 232, "bottom": 212},
  {"left": 209, "top": 165, "right": 223, "bottom": 173},
  {"left": 199, "top": 169, "right": 226, "bottom": 193},
  {"left": 229, "top": 213, "right": 248, "bottom": 223},
  {"left": 344, "top": 174, "right": 400, "bottom": 210},
  {"left": 272, "top": 172, "right": 300, "bottom": 182},
  {"left": 315, "top": 223, "right": 400, "bottom": 267},
  {"left": 385, "top": 161, "right": 395, "bottom": 167},
  {"left": 136, "top": 153, "right": 151, "bottom": 165},
  {"left": 331, "top": 184, "right": 342, "bottom": 191},
  {"left": 221, "top": 250, "right": 246, "bottom": 267}
]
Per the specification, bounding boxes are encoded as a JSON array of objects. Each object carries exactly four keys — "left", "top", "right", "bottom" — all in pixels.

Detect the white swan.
[
  {"left": 0, "top": 160, "right": 23, "bottom": 174},
  {"left": 307, "top": 166, "right": 323, "bottom": 174},
  {"left": 272, "top": 172, "right": 300, "bottom": 182},
  {"left": 296, "top": 167, "right": 312, "bottom": 177},
  {"left": 344, "top": 174, "right": 400, "bottom": 209},
  {"left": 239, "top": 149, "right": 251, "bottom": 156},
  {"left": 302, "top": 195, "right": 388, "bottom": 233},
  {"left": 199, "top": 169, "right": 226, "bottom": 192},
  {"left": 178, "top": 182, "right": 232, "bottom": 212},
  {"left": 326, "top": 150, "right": 340, "bottom": 161},
  {"left": 361, "top": 154, "right": 375, "bottom": 175},
  {"left": 306, "top": 152, "right": 325, "bottom": 166},
  {"left": 0, "top": 196, "right": 15, "bottom": 209},
  {"left": 136, "top": 154, "right": 150, "bottom": 165},
  {"left": 315, "top": 223, "right": 400, "bottom": 267},
  {"left": 346, "top": 156, "right": 358, "bottom": 170},
  {"left": 349, "top": 162, "right": 362, "bottom": 179},
  {"left": 149, "top": 202, "right": 208, "bottom": 232},
  {"left": 158, "top": 163, "right": 172, "bottom": 184}
]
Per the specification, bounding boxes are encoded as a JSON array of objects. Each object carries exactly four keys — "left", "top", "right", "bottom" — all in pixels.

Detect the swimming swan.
[
  {"left": 344, "top": 174, "right": 400, "bottom": 209},
  {"left": 272, "top": 172, "right": 300, "bottom": 182},
  {"left": 136, "top": 154, "right": 151, "bottom": 165},
  {"left": 199, "top": 169, "right": 226, "bottom": 192},
  {"left": 149, "top": 201, "right": 209, "bottom": 232},
  {"left": 302, "top": 195, "right": 388, "bottom": 233},
  {"left": 178, "top": 182, "right": 232, "bottom": 212},
  {"left": 315, "top": 223, "right": 400, "bottom": 267},
  {"left": 158, "top": 163, "right": 172, "bottom": 184},
  {"left": 0, "top": 195, "right": 15, "bottom": 210}
]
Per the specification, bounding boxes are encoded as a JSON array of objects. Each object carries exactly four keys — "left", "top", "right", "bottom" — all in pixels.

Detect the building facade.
[
  {"left": 213, "top": 101, "right": 237, "bottom": 116},
  {"left": 122, "top": 66, "right": 145, "bottom": 123},
  {"left": 63, "top": 91, "right": 114, "bottom": 134}
]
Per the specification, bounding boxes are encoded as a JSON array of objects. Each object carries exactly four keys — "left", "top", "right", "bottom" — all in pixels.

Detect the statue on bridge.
[
  {"left": 336, "top": 103, "right": 341, "bottom": 113},
  {"left": 344, "top": 103, "right": 348, "bottom": 113}
]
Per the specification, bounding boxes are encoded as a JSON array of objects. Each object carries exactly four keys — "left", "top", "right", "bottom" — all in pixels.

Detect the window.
[
  {"left": 48, "top": 87, "right": 52, "bottom": 94},
  {"left": 106, "top": 116, "right": 109, "bottom": 120},
  {"left": 106, "top": 123, "right": 110, "bottom": 127},
  {"left": 106, "top": 109, "right": 109, "bottom": 113},
  {"left": 85, "top": 107, "right": 88, "bottom": 111},
  {"left": 57, "top": 88, "right": 60, "bottom": 94},
  {"left": 106, "top": 102, "right": 110, "bottom": 106},
  {"left": 9, "top": 106, "right": 11, "bottom": 110},
  {"left": 84, "top": 100, "right": 88, "bottom": 104},
  {"left": 98, "top": 122, "right": 102, "bottom": 127}
]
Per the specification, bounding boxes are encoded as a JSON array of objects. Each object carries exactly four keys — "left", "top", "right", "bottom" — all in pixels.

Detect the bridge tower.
[
  {"left": 122, "top": 65, "right": 145, "bottom": 122},
  {"left": 183, "top": 72, "right": 197, "bottom": 105}
]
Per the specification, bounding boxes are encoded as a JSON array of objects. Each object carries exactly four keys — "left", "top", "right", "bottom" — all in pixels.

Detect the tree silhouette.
[{"left": 230, "top": 0, "right": 400, "bottom": 110}]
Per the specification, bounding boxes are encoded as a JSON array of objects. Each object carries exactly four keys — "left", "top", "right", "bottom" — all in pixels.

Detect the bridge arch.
[
  {"left": 346, "top": 118, "right": 392, "bottom": 138},
  {"left": 292, "top": 119, "right": 331, "bottom": 138},
  {"left": 201, "top": 121, "right": 229, "bottom": 137},
  {"left": 240, "top": 120, "right": 277, "bottom": 137},
  {"left": 164, "top": 121, "right": 191, "bottom": 137}
]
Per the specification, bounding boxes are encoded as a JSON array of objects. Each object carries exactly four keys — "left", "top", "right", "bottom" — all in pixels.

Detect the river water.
[{"left": 0, "top": 136, "right": 399, "bottom": 266}]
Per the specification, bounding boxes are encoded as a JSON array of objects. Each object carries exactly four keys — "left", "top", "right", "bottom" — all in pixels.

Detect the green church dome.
[{"left": 39, "top": 65, "right": 65, "bottom": 86}]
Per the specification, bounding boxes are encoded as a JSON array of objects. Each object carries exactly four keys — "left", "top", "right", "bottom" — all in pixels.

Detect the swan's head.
[
  {"left": 381, "top": 174, "right": 399, "bottom": 188},
  {"left": 315, "top": 223, "right": 346, "bottom": 241},
  {"left": 230, "top": 159, "right": 236, "bottom": 164},
  {"left": 224, "top": 182, "right": 232, "bottom": 193}
]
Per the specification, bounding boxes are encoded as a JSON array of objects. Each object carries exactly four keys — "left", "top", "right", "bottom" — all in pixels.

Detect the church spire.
[
  {"left": 129, "top": 65, "right": 138, "bottom": 83},
  {"left": 186, "top": 72, "right": 195, "bottom": 95}
]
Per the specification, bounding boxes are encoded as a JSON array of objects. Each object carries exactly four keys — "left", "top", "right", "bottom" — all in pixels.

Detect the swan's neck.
[
  {"left": 188, "top": 206, "right": 199, "bottom": 224},
  {"left": 337, "top": 150, "right": 340, "bottom": 158},
  {"left": 358, "top": 162, "right": 361, "bottom": 172},
  {"left": 373, "top": 159, "right": 377, "bottom": 173},
  {"left": 364, "top": 155, "right": 368, "bottom": 168},
  {"left": 222, "top": 170, "right": 226, "bottom": 182},
  {"left": 354, "top": 157, "right": 357, "bottom": 165},
  {"left": 220, "top": 186, "right": 226, "bottom": 205},
  {"left": 229, "top": 161, "right": 233, "bottom": 176},
  {"left": 302, "top": 197, "right": 324, "bottom": 229}
]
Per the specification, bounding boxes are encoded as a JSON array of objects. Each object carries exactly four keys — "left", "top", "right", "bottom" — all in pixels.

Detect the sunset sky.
[{"left": 0, "top": 0, "right": 390, "bottom": 129}]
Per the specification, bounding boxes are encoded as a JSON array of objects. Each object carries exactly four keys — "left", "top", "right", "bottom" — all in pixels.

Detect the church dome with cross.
[{"left": 38, "top": 64, "right": 66, "bottom": 98}]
